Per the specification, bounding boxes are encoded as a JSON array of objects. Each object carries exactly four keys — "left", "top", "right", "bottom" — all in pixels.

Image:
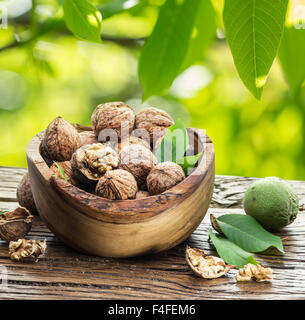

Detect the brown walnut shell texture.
[
  {"left": 96, "top": 169, "right": 138, "bottom": 200},
  {"left": 115, "top": 136, "right": 151, "bottom": 153},
  {"left": 147, "top": 161, "right": 185, "bottom": 195},
  {"left": 91, "top": 102, "right": 135, "bottom": 140},
  {"left": 120, "top": 144, "right": 158, "bottom": 189},
  {"left": 71, "top": 143, "right": 119, "bottom": 184},
  {"left": 135, "top": 107, "right": 174, "bottom": 144},
  {"left": 16, "top": 172, "right": 38, "bottom": 215},
  {"left": 135, "top": 190, "right": 150, "bottom": 199},
  {"left": 78, "top": 131, "right": 98, "bottom": 147},
  {"left": 0, "top": 207, "right": 33, "bottom": 241},
  {"left": 42, "top": 117, "right": 80, "bottom": 163}
]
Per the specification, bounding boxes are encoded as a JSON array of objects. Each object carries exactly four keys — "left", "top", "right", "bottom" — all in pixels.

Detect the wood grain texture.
[{"left": 0, "top": 166, "right": 305, "bottom": 300}]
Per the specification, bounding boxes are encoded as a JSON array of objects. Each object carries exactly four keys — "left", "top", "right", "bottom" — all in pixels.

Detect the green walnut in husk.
[{"left": 243, "top": 177, "right": 299, "bottom": 231}]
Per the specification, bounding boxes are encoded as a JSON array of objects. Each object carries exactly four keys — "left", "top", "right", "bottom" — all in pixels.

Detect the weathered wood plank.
[{"left": 0, "top": 166, "right": 305, "bottom": 300}]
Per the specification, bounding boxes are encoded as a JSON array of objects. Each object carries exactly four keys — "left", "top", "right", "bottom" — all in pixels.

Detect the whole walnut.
[
  {"left": 16, "top": 172, "right": 38, "bottom": 215},
  {"left": 91, "top": 102, "right": 135, "bottom": 140},
  {"left": 71, "top": 143, "right": 119, "bottom": 184},
  {"left": 41, "top": 117, "right": 80, "bottom": 164},
  {"left": 50, "top": 161, "right": 80, "bottom": 185},
  {"left": 135, "top": 190, "right": 150, "bottom": 200},
  {"left": 96, "top": 169, "right": 138, "bottom": 200},
  {"left": 78, "top": 131, "right": 98, "bottom": 147},
  {"left": 120, "top": 144, "right": 158, "bottom": 189},
  {"left": 115, "top": 135, "right": 151, "bottom": 153},
  {"left": 135, "top": 107, "right": 174, "bottom": 144},
  {"left": 147, "top": 162, "right": 185, "bottom": 195}
]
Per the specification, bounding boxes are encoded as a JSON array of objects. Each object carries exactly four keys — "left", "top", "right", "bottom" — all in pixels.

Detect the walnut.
[
  {"left": 236, "top": 264, "right": 273, "bottom": 282},
  {"left": 135, "top": 107, "right": 174, "bottom": 144},
  {"left": 78, "top": 130, "right": 98, "bottom": 147},
  {"left": 41, "top": 117, "right": 80, "bottom": 164},
  {"left": 9, "top": 239, "right": 47, "bottom": 263},
  {"left": 115, "top": 135, "right": 151, "bottom": 153},
  {"left": 0, "top": 207, "right": 33, "bottom": 241},
  {"left": 96, "top": 169, "right": 138, "bottom": 200},
  {"left": 16, "top": 172, "right": 38, "bottom": 215},
  {"left": 91, "top": 102, "right": 135, "bottom": 140},
  {"left": 135, "top": 190, "right": 150, "bottom": 200},
  {"left": 186, "top": 246, "right": 235, "bottom": 279},
  {"left": 147, "top": 161, "right": 185, "bottom": 195},
  {"left": 71, "top": 143, "right": 119, "bottom": 184},
  {"left": 119, "top": 144, "right": 158, "bottom": 189}
]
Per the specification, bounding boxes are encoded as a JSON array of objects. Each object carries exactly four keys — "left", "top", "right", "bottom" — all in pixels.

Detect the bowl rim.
[{"left": 26, "top": 127, "right": 215, "bottom": 223}]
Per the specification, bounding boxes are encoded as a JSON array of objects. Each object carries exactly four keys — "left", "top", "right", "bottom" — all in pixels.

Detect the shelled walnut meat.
[
  {"left": 41, "top": 117, "right": 80, "bottom": 165},
  {"left": 135, "top": 107, "right": 174, "bottom": 144},
  {"left": 0, "top": 207, "right": 33, "bottom": 241},
  {"left": 186, "top": 246, "right": 235, "bottom": 279},
  {"left": 9, "top": 239, "right": 46, "bottom": 263},
  {"left": 91, "top": 102, "right": 135, "bottom": 140},
  {"left": 96, "top": 169, "right": 138, "bottom": 200},
  {"left": 147, "top": 161, "right": 185, "bottom": 195},
  {"left": 71, "top": 143, "right": 119, "bottom": 184},
  {"left": 236, "top": 264, "right": 273, "bottom": 282},
  {"left": 16, "top": 172, "right": 38, "bottom": 214},
  {"left": 120, "top": 144, "right": 158, "bottom": 189}
]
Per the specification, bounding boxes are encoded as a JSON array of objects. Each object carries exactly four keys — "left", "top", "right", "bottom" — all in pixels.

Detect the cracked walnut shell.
[
  {"left": 96, "top": 169, "right": 138, "bottom": 200},
  {"left": 147, "top": 161, "right": 185, "bottom": 195},
  {"left": 186, "top": 246, "right": 235, "bottom": 279},
  {"left": 41, "top": 117, "right": 80, "bottom": 163},
  {"left": 236, "top": 264, "right": 273, "bottom": 282},
  {"left": 9, "top": 239, "right": 47, "bottom": 263},
  {"left": 71, "top": 143, "right": 119, "bottom": 184},
  {"left": 120, "top": 144, "right": 158, "bottom": 189},
  {"left": 135, "top": 107, "right": 174, "bottom": 144},
  {"left": 16, "top": 172, "right": 38, "bottom": 215},
  {"left": 0, "top": 207, "right": 33, "bottom": 241},
  {"left": 91, "top": 102, "right": 135, "bottom": 140}
]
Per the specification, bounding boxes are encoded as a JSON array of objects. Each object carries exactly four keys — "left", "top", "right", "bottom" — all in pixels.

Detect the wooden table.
[{"left": 1, "top": 166, "right": 305, "bottom": 300}]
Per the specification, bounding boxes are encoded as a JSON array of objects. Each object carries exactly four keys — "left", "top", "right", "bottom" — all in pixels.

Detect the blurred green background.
[{"left": 0, "top": 0, "right": 305, "bottom": 180}]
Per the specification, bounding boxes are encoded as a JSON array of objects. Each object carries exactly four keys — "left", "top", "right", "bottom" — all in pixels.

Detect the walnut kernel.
[
  {"left": 236, "top": 264, "right": 273, "bottom": 282},
  {"left": 96, "top": 169, "right": 138, "bottom": 200},
  {"left": 147, "top": 161, "right": 185, "bottom": 195},
  {"left": 9, "top": 239, "right": 47, "bottom": 263}
]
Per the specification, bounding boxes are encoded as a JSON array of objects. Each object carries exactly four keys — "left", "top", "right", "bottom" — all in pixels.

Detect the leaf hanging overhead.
[
  {"left": 138, "top": 0, "right": 201, "bottom": 100},
  {"left": 223, "top": 0, "right": 289, "bottom": 99},
  {"left": 63, "top": 0, "right": 102, "bottom": 44}
]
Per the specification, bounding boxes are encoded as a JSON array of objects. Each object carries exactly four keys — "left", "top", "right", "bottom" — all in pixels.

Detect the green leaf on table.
[
  {"left": 223, "top": 0, "right": 288, "bottom": 100},
  {"left": 54, "top": 162, "right": 68, "bottom": 182},
  {"left": 154, "top": 119, "right": 188, "bottom": 163},
  {"left": 63, "top": 0, "right": 102, "bottom": 43},
  {"left": 279, "top": 22, "right": 305, "bottom": 96},
  {"left": 138, "top": 0, "right": 201, "bottom": 100},
  {"left": 216, "top": 214, "right": 284, "bottom": 254},
  {"left": 209, "top": 228, "right": 259, "bottom": 269},
  {"left": 174, "top": 152, "right": 202, "bottom": 176},
  {"left": 182, "top": 0, "right": 217, "bottom": 71}
]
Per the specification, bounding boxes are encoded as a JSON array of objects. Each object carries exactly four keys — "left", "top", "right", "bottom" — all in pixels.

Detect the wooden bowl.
[{"left": 26, "top": 128, "right": 215, "bottom": 258}]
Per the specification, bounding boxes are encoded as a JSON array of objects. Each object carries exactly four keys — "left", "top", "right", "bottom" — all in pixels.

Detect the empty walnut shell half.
[
  {"left": 41, "top": 117, "right": 80, "bottom": 164},
  {"left": 0, "top": 207, "right": 33, "bottom": 241},
  {"left": 91, "top": 102, "right": 135, "bottom": 140},
  {"left": 71, "top": 143, "right": 120, "bottom": 184},
  {"left": 96, "top": 169, "right": 138, "bottom": 200},
  {"left": 186, "top": 246, "right": 235, "bottom": 279},
  {"left": 16, "top": 172, "right": 38, "bottom": 215}
]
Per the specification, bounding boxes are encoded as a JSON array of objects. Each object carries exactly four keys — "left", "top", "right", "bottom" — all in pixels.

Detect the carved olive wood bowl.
[{"left": 26, "top": 128, "right": 215, "bottom": 258}]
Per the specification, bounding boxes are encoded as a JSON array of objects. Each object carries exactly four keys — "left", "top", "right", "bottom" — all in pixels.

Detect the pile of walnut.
[
  {"left": 36, "top": 102, "right": 186, "bottom": 200},
  {"left": 186, "top": 246, "right": 273, "bottom": 282}
]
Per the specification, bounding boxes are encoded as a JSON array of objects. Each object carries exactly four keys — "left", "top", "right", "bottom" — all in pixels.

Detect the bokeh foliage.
[{"left": 0, "top": 0, "right": 305, "bottom": 180}]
